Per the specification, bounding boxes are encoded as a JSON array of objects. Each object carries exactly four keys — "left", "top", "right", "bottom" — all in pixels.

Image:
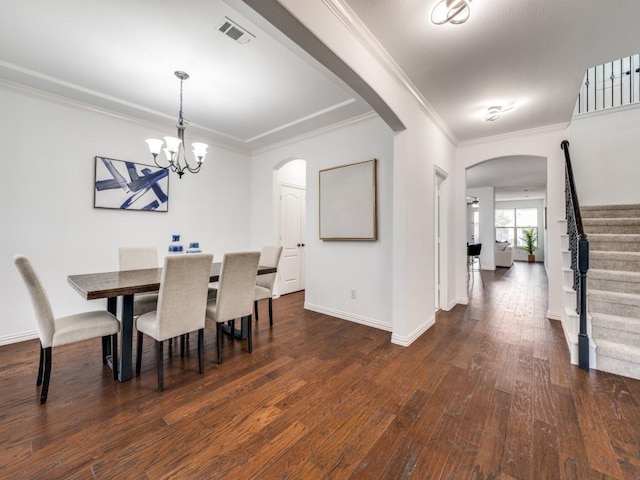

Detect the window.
[{"left": 495, "top": 208, "right": 538, "bottom": 248}]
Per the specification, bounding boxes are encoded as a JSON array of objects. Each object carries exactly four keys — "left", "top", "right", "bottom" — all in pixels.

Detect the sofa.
[{"left": 495, "top": 241, "right": 513, "bottom": 267}]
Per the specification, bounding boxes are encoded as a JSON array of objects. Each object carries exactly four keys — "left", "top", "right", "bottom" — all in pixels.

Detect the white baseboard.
[
  {"left": 391, "top": 315, "right": 436, "bottom": 347},
  {"left": 456, "top": 296, "right": 469, "bottom": 306},
  {"left": 0, "top": 330, "right": 38, "bottom": 346},
  {"left": 303, "top": 302, "right": 392, "bottom": 332},
  {"left": 547, "top": 310, "right": 562, "bottom": 321}
]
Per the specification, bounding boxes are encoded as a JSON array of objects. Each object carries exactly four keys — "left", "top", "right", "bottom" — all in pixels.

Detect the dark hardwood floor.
[{"left": 1, "top": 262, "right": 639, "bottom": 479}]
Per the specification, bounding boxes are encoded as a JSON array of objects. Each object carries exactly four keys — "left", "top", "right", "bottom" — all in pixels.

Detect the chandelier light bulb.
[
  {"left": 145, "top": 138, "right": 163, "bottom": 156},
  {"left": 192, "top": 142, "right": 208, "bottom": 162}
]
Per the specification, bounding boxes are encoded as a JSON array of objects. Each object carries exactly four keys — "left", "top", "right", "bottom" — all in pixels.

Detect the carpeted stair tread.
[
  {"left": 588, "top": 234, "right": 640, "bottom": 252},
  {"left": 582, "top": 204, "right": 640, "bottom": 219},
  {"left": 589, "top": 251, "right": 640, "bottom": 271},
  {"left": 595, "top": 341, "right": 640, "bottom": 380},
  {"left": 583, "top": 218, "right": 640, "bottom": 234},
  {"left": 588, "top": 289, "right": 640, "bottom": 306},
  {"left": 589, "top": 268, "right": 640, "bottom": 282},
  {"left": 595, "top": 339, "right": 640, "bottom": 364},
  {"left": 589, "top": 269, "right": 640, "bottom": 294},
  {"left": 583, "top": 218, "right": 640, "bottom": 226},
  {"left": 591, "top": 312, "right": 640, "bottom": 334},
  {"left": 582, "top": 203, "right": 640, "bottom": 211}
]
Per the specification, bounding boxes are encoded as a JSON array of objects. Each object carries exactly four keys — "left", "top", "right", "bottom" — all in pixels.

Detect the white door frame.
[
  {"left": 278, "top": 182, "right": 306, "bottom": 295},
  {"left": 435, "top": 166, "right": 449, "bottom": 311}
]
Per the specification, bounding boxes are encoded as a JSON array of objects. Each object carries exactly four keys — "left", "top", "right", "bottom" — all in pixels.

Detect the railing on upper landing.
[
  {"left": 561, "top": 140, "right": 589, "bottom": 370},
  {"left": 575, "top": 54, "right": 640, "bottom": 115}
]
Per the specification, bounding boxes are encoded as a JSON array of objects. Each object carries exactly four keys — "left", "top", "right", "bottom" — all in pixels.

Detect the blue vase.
[
  {"left": 187, "top": 242, "right": 202, "bottom": 254},
  {"left": 168, "top": 234, "right": 184, "bottom": 253}
]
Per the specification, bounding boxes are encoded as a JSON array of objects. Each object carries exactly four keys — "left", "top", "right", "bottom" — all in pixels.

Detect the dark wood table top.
[{"left": 68, "top": 262, "right": 276, "bottom": 300}]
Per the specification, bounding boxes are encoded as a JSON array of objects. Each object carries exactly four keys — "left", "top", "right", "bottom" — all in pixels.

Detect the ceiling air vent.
[{"left": 217, "top": 17, "right": 255, "bottom": 45}]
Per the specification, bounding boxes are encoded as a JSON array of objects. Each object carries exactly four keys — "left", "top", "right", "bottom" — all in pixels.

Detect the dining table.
[{"left": 67, "top": 262, "right": 277, "bottom": 381}]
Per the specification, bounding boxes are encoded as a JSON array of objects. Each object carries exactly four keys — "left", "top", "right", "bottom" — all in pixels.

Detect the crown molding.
[
  {"left": 321, "top": 0, "right": 458, "bottom": 145},
  {"left": 457, "top": 122, "right": 570, "bottom": 148},
  {"left": 0, "top": 78, "right": 252, "bottom": 155},
  {"left": 251, "top": 110, "right": 379, "bottom": 155}
]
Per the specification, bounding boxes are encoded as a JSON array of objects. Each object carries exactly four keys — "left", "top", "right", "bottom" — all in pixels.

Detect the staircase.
[{"left": 582, "top": 204, "right": 640, "bottom": 380}]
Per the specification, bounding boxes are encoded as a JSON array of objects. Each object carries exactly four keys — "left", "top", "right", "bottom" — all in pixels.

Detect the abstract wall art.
[
  {"left": 319, "top": 158, "right": 377, "bottom": 241},
  {"left": 94, "top": 156, "right": 169, "bottom": 212}
]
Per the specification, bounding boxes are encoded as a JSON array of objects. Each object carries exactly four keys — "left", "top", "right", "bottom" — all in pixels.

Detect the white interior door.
[{"left": 279, "top": 185, "right": 306, "bottom": 295}]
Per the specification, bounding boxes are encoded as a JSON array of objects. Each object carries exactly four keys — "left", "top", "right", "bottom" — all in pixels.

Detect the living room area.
[{"left": 466, "top": 156, "right": 547, "bottom": 271}]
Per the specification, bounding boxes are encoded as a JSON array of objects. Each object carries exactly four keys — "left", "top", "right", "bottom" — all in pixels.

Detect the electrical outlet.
[{"left": 350, "top": 289, "right": 356, "bottom": 299}]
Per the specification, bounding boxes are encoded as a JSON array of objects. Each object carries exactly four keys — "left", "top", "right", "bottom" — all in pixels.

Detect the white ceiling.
[
  {"left": 2, "top": 0, "right": 639, "bottom": 159},
  {"left": 343, "top": 0, "right": 640, "bottom": 142},
  {"left": 0, "top": 0, "right": 372, "bottom": 152}
]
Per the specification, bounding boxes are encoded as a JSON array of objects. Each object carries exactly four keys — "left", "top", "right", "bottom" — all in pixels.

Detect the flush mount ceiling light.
[
  {"left": 431, "top": 0, "right": 472, "bottom": 25},
  {"left": 145, "top": 71, "right": 208, "bottom": 179},
  {"left": 483, "top": 104, "right": 516, "bottom": 122}
]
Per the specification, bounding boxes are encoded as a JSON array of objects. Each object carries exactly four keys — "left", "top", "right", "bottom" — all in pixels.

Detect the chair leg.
[
  {"left": 216, "top": 322, "right": 223, "bottom": 364},
  {"left": 477, "top": 256, "right": 484, "bottom": 285},
  {"left": 40, "top": 347, "right": 52, "bottom": 404},
  {"left": 254, "top": 300, "right": 259, "bottom": 321},
  {"left": 268, "top": 297, "right": 273, "bottom": 327},
  {"left": 180, "top": 334, "right": 186, "bottom": 358},
  {"left": 156, "top": 340, "right": 164, "bottom": 392},
  {"left": 246, "top": 315, "right": 253, "bottom": 354},
  {"left": 136, "top": 331, "right": 143, "bottom": 375},
  {"left": 37, "top": 343, "right": 44, "bottom": 386},
  {"left": 101, "top": 336, "right": 110, "bottom": 364},
  {"left": 198, "top": 329, "right": 204, "bottom": 374},
  {"left": 111, "top": 333, "right": 118, "bottom": 380}
]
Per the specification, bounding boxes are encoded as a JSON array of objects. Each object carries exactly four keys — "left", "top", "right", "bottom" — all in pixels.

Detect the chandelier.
[
  {"left": 431, "top": 0, "right": 472, "bottom": 25},
  {"left": 145, "top": 71, "right": 208, "bottom": 178}
]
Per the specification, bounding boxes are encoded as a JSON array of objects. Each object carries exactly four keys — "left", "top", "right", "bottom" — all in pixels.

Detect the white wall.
[
  {"left": 250, "top": 116, "right": 394, "bottom": 331},
  {"left": 277, "top": 0, "right": 458, "bottom": 346},
  {"left": 571, "top": 106, "right": 640, "bottom": 206},
  {"left": 0, "top": 85, "right": 252, "bottom": 344},
  {"left": 495, "top": 199, "right": 546, "bottom": 262},
  {"left": 277, "top": 159, "right": 306, "bottom": 187}
]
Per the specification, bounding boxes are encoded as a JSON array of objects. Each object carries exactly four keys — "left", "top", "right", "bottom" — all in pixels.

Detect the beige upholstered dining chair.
[
  {"left": 254, "top": 245, "right": 283, "bottom": 327},
  {"left": 119, "top": 246, "right": 159, "bottom": 317},
  {"left": 14, "top": 255, "right": 120, "bottom": 404},
  {"left": 135, "top": 253, "right": 213, "bottom": 392},
  {"left": 206, "top": 251, "right": 260, "bottom": 364}
]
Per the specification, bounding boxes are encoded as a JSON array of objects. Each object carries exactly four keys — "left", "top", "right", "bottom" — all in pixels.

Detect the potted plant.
[{"left": 519, "top": 228, "right": 537, "bottom": 262}]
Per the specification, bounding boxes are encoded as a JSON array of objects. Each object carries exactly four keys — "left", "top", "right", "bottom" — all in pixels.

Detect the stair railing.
[{"left": 561, "top": 140, "right": 590, "bottom": 370}]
